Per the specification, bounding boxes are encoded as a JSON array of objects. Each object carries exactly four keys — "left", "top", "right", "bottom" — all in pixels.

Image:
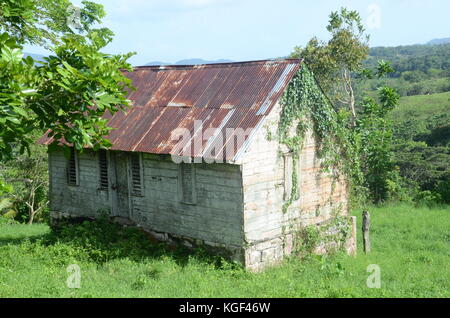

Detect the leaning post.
[{"left": 362, "top": 210, "right": 371, "bottom": 254}]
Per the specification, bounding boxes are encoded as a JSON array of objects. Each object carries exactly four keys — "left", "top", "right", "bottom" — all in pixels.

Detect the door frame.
[{"left": 108, "top": 151, "right": 132, "bottom": 218}]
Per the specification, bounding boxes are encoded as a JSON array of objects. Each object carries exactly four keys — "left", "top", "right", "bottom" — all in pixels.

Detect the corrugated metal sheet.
[{"left": 39, "top": 59, "right": 302, "bottom": 162}]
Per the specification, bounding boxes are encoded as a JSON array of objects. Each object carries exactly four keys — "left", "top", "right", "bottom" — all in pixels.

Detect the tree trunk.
[
  {"left": 349, "top": 95, "right": 356, "bottom": 127},
  {"left": 341, "top": 69, "right": 357, "bottom": 127},
  {"left": 28, "top": 210, "right": 35, "bottom": 225},
  {"left": 347, "top": 71, "right": 357, "bottom": 127}
]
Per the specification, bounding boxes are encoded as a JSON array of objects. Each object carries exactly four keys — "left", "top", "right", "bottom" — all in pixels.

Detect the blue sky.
[{"left": 25, "top": 0, "right": 450, "bottom": 66}]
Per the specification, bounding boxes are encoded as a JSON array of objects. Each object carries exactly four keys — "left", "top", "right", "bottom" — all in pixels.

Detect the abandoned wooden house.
[{"left": 39, "top": 59, "right": 356, "bottom": 271}]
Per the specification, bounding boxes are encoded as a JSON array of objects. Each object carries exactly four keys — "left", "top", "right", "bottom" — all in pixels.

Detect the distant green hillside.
[
  {"left": 393, "top": 91, "right": 450, "bottom": 121},
  {"left": 390, "top": 92, "right": 449, "bottom": 202},
  {"left": 359, "top": 44, "right": 450, "bottom": 98},
  {"left": 391, "top": 91, "right": 449, "bottom": 147},
  {"left": 366, "top": 43, "right": 450, "bottom": 75}
]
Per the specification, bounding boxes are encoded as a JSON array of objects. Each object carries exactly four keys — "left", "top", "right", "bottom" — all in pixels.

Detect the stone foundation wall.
[{"left": 139, "top": 227, "right": 246, "bottom": 263}]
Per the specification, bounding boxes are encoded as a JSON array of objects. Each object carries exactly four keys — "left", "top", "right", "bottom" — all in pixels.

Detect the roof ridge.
[{"left": 133, "top": 58, "right": 302, "bottom": 70}]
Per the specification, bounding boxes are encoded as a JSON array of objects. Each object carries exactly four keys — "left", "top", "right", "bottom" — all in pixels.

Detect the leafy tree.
[
  {"left": 291, "top": 8, "right": 401, "bottom": 203},
  {"left": 0, "top": 181, "right": 15, "bottom": 218},
  {"left": 1, "top": 0, "right": 107, "bottom": 47},
  {"left": 357, "top": 87, "right": 400, "bottom": 202},
  {"left": 1, "top": 0, "right": 135, "bottom": 223},
  {"left": 291, "top": 7, "right": 369, "bottom": 125},
  {"left": 0, "top": 134, "right": 49, "bottom": 223},
  {"left": 0, "top": 0, "right": 135, "bottom": 160},
  {"left": 0, "top": 33, "right": 38, "bottom": 158}
]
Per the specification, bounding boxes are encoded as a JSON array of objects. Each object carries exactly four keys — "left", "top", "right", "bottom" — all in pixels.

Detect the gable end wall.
[{"left": 239, "top": 101, "right": 351, "bottom": 271}]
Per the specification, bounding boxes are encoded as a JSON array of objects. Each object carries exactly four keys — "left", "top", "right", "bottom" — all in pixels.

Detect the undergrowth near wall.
[{"left": 293, "top": 215, "right": 353, "bottom": 257}]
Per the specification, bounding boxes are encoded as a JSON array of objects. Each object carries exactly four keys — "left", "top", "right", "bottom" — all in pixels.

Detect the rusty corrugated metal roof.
[{"left": 39, "top": 59, "right": 303, "bottom": 162}]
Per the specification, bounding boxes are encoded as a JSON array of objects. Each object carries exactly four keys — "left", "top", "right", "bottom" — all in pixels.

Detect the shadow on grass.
[
  {"left": 0, "top": 219, "right": 50, "bottom": 246},
  {"left": 0, "top": 234, "right": 48, "bottom": 247},
  {"left": 18, "top": 217, "right": 242, "bottom": 271}
]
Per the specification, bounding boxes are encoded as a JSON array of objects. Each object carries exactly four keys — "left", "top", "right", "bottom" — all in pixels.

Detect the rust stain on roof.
[{"left": 39, "top": 59, "right": 303, "bottom": 162}]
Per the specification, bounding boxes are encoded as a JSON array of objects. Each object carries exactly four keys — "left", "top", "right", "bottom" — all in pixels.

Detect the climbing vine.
[
  {"left": 293, "top": 215, "right": 353, "bottom": 257},
  {"left": 278, "top": 65, "right": 363, "bottom": 212}
]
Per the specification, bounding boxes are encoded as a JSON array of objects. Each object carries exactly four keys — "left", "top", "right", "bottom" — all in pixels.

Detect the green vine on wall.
[
  {"left": 278, "top": 65, "right": 361, "bottom": 212},
  {"left": 293, "top": 216, "right": 352, "bottom": 257}
]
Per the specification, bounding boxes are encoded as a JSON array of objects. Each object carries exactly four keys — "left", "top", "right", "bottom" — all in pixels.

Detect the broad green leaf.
[{"left": 12, "top": 106, "right": 28, "bottom": 117}]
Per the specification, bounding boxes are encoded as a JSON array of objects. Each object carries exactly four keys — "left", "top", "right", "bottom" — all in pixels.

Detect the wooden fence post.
[{"left": 362, "top": 210, "right": 371, "bottom": 254}]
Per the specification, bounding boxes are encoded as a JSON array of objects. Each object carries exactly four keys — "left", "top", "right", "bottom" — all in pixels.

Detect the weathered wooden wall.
[
  {"left": 238, "top": 102, "right": 350, "bottom": 271},
  {"left": 130, "top": 155, "right": 245, "bottom": 260},
  {"left": 49, "top": 149, "right": 110, "bottom": 219},
  {"left": 48, "top": 149, "right": 245, "bottom": 262}
]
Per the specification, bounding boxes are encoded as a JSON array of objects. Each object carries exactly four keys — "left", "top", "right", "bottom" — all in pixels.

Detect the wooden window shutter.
[
  {"left": 67, "top": 148, "right": 79, "bottom": 186},
  {"left": 179, "top": 163, "right": 196, "bottom": 204},
  {"left": 130, "top": 153, "right": 143, "bottom": 196},
  {"left": 98, "top": 149, "right": 109, "bottom": 190}
]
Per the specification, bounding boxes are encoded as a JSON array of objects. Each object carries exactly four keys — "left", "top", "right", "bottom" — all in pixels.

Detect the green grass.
[
  {"left": 0, "top": 205, "right": 448, "bottom": 298},
  {"left": 392, "top": 91, "right": 450, "bottom": 121}
]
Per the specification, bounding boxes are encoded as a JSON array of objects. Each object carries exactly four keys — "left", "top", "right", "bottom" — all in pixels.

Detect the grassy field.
[
  {"left": 392, "top": 91, "right": 450, "bottom": 121},
  {"left": 0, "top": 205, "right": 448, "bottom": 298}
]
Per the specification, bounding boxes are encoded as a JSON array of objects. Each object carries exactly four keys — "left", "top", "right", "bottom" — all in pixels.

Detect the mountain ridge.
[
  {"left": 145, "top": 58, "right": 234, "bottom": 66},
  {"left": 427, "top": 38, "right": 450, "bottom": 45},
  {"left": 23, "top": 36, "right": 450, "bottom": 67}
]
